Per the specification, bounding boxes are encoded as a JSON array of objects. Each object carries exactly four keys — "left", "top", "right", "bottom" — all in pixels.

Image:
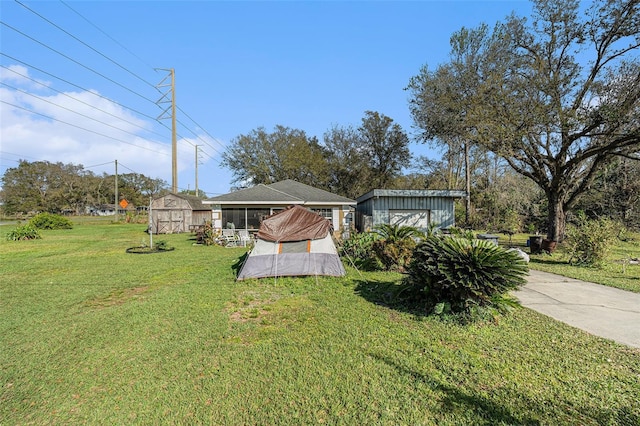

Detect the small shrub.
[
  {"left": 565, "top": 213, "right": 620, "bottom": 267},
  {"left": 372, "top": 238, "right": 417, "bottom": 272},
  {"left": 29, "top": 213, "right": 73, "bottom": 230},
  {"left": 197, "top": 221, "right": 218, "bottom": 246},
  {"left": 447, "top": 226, "right": 476, "bottom": 240},
  {"left": 403, "top": 236, "right": 528, "bottom": 321},
  {"left": 339, "top": 231, "right": 381, "bottom": 271},
  {"left": 371, "top": 224, "right": 424, "bottom": 272},
  {"left": 6, "top": 224, "right": 42, "bottom": 241}
]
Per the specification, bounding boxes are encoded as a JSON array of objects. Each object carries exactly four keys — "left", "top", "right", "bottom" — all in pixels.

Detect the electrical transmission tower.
[{"left": 156, "top": 68, "right": 177, "bottom": 193}]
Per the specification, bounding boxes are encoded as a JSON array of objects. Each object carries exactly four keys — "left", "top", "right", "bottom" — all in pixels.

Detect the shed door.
[
  {"left": 389, "top": 210, "right": 431, "bottom": 230},
  {"left": 156, "top": 210, "right": 184, "bottom": 233}
]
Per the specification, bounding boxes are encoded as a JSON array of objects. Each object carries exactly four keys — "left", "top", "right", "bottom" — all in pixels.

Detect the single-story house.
[
  {"left": 86, "top": 203, "right": 135, "bottom": 216},
  {"left": 149, "top": 193, "right": 212, "bottom": 234},
  {"left": 203, "top": 179, "right": 357, "bottom": 234},
  {"left": 355, "top": 189, "right": 467, "bottom": 232}
]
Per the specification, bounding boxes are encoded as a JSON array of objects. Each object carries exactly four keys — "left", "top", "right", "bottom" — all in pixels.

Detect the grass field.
[
  {"left": 1, "top": 221, "right": 639, "bottom": 425},
  {"left": 496, "top": 232, "right": 640, "bottom": 293}
]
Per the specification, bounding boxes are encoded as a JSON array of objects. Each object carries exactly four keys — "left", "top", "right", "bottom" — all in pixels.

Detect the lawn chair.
[
  {"left": 237, "top": 229, "right": 252, "bottom": 247},
  {"left": 222, "top": 229, "right": 238, "bottom": 247}
]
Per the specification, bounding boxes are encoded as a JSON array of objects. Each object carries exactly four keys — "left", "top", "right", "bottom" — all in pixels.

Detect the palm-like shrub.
[
  {"left": 6, "top": 224, "right": 42, "bottom": 241},
  {"left": 339, "top": 231, "right": 381, "bottom": 271},
  {"left": 403, "top": 236, "right": 528, "bottom": 319},
  {"left": 372, "top": 224, "right": 424, "bottom": 272}
]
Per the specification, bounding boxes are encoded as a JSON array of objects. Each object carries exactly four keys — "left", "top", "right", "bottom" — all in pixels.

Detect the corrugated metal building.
[{"left": 355, "top": 189, "right": 467, "bottom": 232}]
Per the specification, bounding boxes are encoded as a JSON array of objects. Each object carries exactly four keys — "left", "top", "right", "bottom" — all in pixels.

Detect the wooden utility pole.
[
  {"left": 114, "top": 159, "right": 118, "bottom": 221},
  {"left": 195, "top": 145, "right": 200, "bottom": 197},
  {"left": 156, "top": 68, "right": 177, "bottom": 193}
]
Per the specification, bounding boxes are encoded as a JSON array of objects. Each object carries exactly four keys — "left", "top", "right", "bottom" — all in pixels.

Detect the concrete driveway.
[{"left": 514, "top": 269, "right": 640, "bottom": 348}]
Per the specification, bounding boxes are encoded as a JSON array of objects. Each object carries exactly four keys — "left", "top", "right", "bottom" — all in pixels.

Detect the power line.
[
  {"left": 84, "top": 161, "right": 114, "bottom": 169},
  {"left": 59, "top": 0, "right": 156, "bottom": 70},
  {"left": 1, "top": 81, "right": 171, "bottom": 149},
  {"left": 10, "top": 2, "right": 226, "bottom": 160},
  {"left": 117, "top": 162, "right": 138, "bottom": 174},
  {"left": 0, "top": 20, "right": 158, "bottom": 105},
  {"left": 1, "top": 65, "right": 170, "bottom": 141},
  {"left": 2, "top": 2, "right": 226, "bottom": 183},
  {"left": 0, "top": 72, "right": 164, "bottom": 137},
  {"left": 15, "top": 0, "right": 156, "bottom": 90},
  {"left": 177, "top": 105, "right": 226, "bottom": 151},
  {"left": 1, "top": 65, "right": 219, "bottom": 169},
  {"left": 1, "top": 100, "right": 170, "bottom": 156},
  {"left": 0, "top": 53, "right": 160, "bottom": 123}
]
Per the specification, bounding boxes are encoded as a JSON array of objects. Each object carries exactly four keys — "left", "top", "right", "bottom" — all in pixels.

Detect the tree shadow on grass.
[
  {"left": 353, "top": 278, "right": 429, "bottom": 318},
  {"left": 369, "top": 351, "right": 638, "bottom": 425},
  {"left": 529, "top": 257, "right": 568, "bottom": 266},
  {"left": 369, "top": 351, "right": 541, "bottom": 425}
]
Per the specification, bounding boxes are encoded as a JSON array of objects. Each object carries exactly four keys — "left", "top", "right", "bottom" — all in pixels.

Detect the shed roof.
[
  {"left": 156, "top": 193, "right": 210, "bottom": 210},
  {"left": 356, "top": 189, "right": 467, "bottom": 203}
]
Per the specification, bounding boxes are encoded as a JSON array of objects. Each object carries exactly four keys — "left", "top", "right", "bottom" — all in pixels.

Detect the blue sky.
[{"left": 1, "top": 0, "right": 532, "bottom": 196}]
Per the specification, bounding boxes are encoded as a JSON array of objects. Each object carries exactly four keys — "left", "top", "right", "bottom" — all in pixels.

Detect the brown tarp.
[{"left": 256, "top": 205, "right": 332, "bottom": 242}]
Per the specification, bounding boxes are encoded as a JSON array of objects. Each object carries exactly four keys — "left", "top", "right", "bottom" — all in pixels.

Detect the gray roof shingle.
[{"left": 206, "top": 180, "right": 356, "bottom": 205}]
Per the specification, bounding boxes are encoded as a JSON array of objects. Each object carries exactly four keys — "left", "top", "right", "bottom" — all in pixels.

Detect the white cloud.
[
  {"left": 1, "top": 71, "right": 181, "bottom": 186},
  {"left": 1, "top": 64, "right": 231, "bottom": 195},
  {"left": 0, "top": 64, "right": 51, "bottom": 90}
]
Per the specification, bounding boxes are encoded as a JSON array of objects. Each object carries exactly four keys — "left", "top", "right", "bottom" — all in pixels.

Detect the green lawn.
[
  {"left": 1, "top": 222, "right": 639, "bottom": 425},
  {"left": 497, "top": 232, "right": 640, "bottom": 293}
]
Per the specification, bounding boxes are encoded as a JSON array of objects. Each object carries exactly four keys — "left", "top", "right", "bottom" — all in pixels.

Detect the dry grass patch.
[{"left": 85, "top": 286, "right": 150, "bottom": 309}]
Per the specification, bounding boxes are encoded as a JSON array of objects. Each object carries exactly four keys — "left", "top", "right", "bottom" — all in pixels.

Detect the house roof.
[
  {"left": 205, "top": 179, "right": 356, "bottom": 206},
  {"left": 268, "top": 180, "right": 356, "bottom": 204}
]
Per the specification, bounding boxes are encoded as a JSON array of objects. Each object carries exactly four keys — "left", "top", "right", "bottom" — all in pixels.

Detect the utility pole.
[
  {"left": 156, "top": 68, "right": 177, "bottom": 193},
  {"left": 195, "top": 145, "right": 200, "bottom": 197},
  {"left": 114, "top": 159, "right": 118, "bottom": 221}
]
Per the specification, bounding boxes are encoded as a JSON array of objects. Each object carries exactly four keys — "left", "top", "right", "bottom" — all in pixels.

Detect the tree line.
[{"left": 1, "top": 160, "right": 167, "bottom": 215}]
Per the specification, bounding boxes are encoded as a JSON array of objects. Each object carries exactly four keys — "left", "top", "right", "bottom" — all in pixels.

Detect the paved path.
[{"left": 513, "top": 269, "right": 640, "bottom": 348}]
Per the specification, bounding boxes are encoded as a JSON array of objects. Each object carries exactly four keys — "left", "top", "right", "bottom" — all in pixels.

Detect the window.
[
  {"left": 247, "top": 208, "right": 270, "bottom": 230},
  {"left": 221, "top": 207, "right": 271, "bottom": 229},
  {"left": 311, "top": 208, "right": 332, "bottom": 220},
  {"left": 221, "top": 208, "right": 245, "bottom": 229}
]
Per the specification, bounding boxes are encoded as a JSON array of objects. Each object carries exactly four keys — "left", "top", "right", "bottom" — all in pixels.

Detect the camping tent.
[{"left": 237, "top": 205, "right": 346, "bottom": 280}]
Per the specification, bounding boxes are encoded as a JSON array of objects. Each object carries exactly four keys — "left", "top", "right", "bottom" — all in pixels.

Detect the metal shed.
[
  {"left": 355, "top": 189, "right": 467, "bottom": 232},
  {"left": 149, "top": 194, "right": 212, "bottom": 234}
]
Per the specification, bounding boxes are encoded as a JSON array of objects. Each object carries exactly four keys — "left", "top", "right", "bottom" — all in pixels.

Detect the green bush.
[
  {"left": 29, "top": 213, "right": 73, "bottom": 230},
  {"left": 371, "top": 224, "right": 424, "bottom": 272},
  {"left": 339, "top": 231, "right": 381, "bottom": 271},
  {"left": 565, "top": 213, "right": 620, "bottom": 267},
  {"left": 6, "top": 224, "right": 42, "bottom": 241},
  {"left": 403, "top": 236, "right": 528, "bottom": 320},
  {"left": 196, "top": 221, "right": 217, "bottom": 246}
]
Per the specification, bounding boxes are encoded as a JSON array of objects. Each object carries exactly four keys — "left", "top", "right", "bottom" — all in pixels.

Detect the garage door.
[{"left": 389, "top": 210, "right": 430, "bottom": 230}]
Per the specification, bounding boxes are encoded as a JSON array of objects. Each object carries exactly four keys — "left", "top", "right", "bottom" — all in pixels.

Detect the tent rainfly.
[{"left": 237, "top": 205, "right": 346, "bottom": 280}]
